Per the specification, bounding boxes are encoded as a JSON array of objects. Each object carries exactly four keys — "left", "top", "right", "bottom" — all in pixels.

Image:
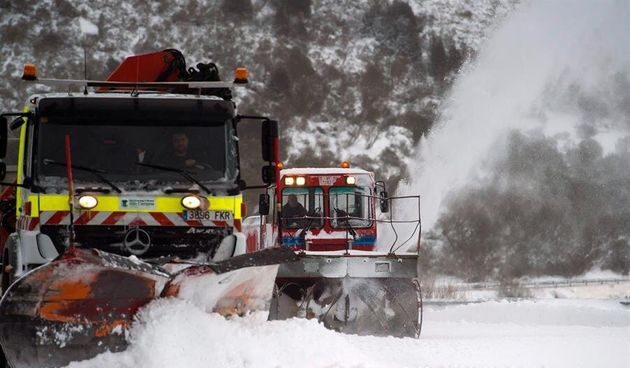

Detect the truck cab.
[
  {"left": 2, "top": 94, "right": 240, "bottom": 280},
  {"left": 276, "top": 167, "right": 380, "bottom": 251},
  {"left": 245, "top": 163, "right": 399, "bottom": 253},
  {"left": 0, "top": 52, "right": 279, "bottom": 288}
]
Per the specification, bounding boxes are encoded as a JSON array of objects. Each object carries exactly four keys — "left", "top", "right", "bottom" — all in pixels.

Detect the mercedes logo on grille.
[{"left": 123, "top": 228, "right": 151, "bottom": 256}]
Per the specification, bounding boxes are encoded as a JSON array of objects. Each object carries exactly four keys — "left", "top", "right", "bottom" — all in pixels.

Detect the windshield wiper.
[
  {"left": 43, "top": 158, "right": 122, "bottom": 193},
  {"left": 135, "top": 162, "right": 211, "bottom": 194},
  {"left": 334, "top": 207, "right": 357, "bottom": 238},
  {"left": 298, "top": 207, "right": 321, "bottom": 240}
]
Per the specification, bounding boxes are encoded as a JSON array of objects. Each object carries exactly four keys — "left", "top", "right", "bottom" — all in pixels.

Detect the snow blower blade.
[
  {"left": 269, "top": 252, "right": 422, "bottom": 338},
  {"left": 317, "top": 278, "right": 421, "bottom": 338}
]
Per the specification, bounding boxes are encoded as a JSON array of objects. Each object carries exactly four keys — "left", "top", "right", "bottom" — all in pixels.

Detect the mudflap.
[
  {"left": 271, "top": 278, "right": 422, "bottom": 338},
  {"left": 0, "top": 247, "right": 169, "bottom": 368}
]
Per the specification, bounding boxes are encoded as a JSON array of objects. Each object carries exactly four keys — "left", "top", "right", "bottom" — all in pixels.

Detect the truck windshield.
[
  {"left": 37, "top": 121, "right": 236, "bottom": 190},
  {"left": 281, "top": 187, "right": 324, "bottom": 229},
  {"left": 329, "top": 187, "right": 372, "bottom": 228}
]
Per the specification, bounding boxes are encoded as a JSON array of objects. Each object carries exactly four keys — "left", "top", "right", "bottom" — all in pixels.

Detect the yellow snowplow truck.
[{"left": 0, "top": 49, "right": 293, "bottom": 368}]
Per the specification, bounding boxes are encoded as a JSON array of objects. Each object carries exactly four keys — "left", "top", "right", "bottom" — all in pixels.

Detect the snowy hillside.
[
  {"left": 399, "top": 0, "right": 630, "bottom": 281},
  {"left": 1, "top": 0, "right": 628, "bottom": 281},
  {"left": 0, "top": 0, "right": 516, "bottom": 188}
]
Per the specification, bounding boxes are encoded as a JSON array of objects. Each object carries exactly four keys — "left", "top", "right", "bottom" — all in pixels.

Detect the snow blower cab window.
[
  {"left": 36, "top": 114, "right": 236, "bottom": 189},
  {"left": 330, "top": 187, "right": 371, "bottom": 228},
  {"left": 281, "top": 188, "right": 323, "bottom": 229}
]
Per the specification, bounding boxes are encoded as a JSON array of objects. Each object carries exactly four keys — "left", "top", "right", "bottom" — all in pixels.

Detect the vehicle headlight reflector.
[
  {"left": 78, "top": 195, "right": 98, "bottom": 209},
  {"left": 284, "top": 177, "right": 295, "bottom": 186},
  {"left": 296, "top": 176, "right": 306, "bottom": 186},
  {"left": 345, "top": 176, "right": 356, "bottom": 185},
  {"left": 181, "top": 195, "right": 202, "bottom": 209}
]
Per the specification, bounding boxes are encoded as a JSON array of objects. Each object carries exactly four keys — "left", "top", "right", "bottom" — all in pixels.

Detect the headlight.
[
  {"left": 284, "top": 177, "right": 295, "bottom": 186},
  {"left": 181, "top": 195, "right": 202, "bottom": 209},
  {"left": 78, "top": 195, "right": 98, "bottom": 209},
  {"left": 345, "top": 176, "right": 356, "bottom": 185},
  {"left": 296, "top": 176, "right": 306, "bottom": 186}
]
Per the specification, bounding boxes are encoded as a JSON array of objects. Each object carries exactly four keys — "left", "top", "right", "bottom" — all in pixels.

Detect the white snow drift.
[{"left": 65, "top": 298, "right": 629, "bottom": 368}]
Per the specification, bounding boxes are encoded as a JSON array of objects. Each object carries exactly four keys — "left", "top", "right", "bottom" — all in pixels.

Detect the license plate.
[{"left": 183, "top": 210, "right": 232, "bottom": 221}]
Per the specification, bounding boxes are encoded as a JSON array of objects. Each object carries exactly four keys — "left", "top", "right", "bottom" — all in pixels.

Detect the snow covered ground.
[
  {"left": 426, "top": 271, "right": 630, "bottom": 301},
  {"left": 66, "top": 297, "right": 629, "bottom": 368}
]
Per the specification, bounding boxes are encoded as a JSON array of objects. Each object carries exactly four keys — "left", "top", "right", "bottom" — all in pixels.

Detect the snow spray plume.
[{"left": 380, "top": 1, "right": 630, "bottom": 267}]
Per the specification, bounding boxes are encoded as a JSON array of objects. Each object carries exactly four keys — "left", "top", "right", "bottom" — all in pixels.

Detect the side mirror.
[
  {"left": 379, "top": 191, "right": 389, "bottom": 213},
  {"left": 9, "top": 116, "right": 26, "bottom": 130},
  {"left": 261, "top": 119, "right": 278, "bottom": 162},
  {"left": 262, "top": 165, "right": 275, "bottom": 184},
  {"left": 0, "top": 116, "right": 7, "bottom": 159},
  {"left": 259, "top": 193, "right": 270, "bottom": 215}
]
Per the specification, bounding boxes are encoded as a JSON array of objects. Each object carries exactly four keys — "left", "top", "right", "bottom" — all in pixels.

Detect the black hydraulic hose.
[{"left": 391, "top": 221, "right": 421, "bottom": 254}]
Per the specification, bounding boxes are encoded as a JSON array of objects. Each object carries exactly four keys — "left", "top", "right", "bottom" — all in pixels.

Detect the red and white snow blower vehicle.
[{"left": 244, "top": 163, "right": 423, "bottom": 338}]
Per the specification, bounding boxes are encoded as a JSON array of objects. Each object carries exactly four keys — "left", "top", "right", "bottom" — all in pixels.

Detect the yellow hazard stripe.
[
  {"left": 15, "top": 106, "right": 29, "bottom": 217},
  {"left": 30, "top": 194, "right": 243, "bottom": 219}
]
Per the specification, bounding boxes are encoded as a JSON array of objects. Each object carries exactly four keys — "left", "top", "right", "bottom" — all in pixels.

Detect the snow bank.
[
  {"left": 427, "top": 299, "right": 630, "bottom": 327},
  {"left": 65, "top": 298, "right": 629, "bottom": 368},
  {"left": 65, "top": 298, "right": 370, "bottom": 368}
]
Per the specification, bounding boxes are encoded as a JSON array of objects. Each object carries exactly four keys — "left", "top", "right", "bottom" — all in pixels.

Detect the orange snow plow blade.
[{"left": 0, "top": 247, "right": 297, "bottom": 368}]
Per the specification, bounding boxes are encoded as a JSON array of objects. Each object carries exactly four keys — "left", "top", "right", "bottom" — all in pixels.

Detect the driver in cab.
[
  {"left": 282, "top": 194, "right": 307, "bottom": 227},
  {"left": 144, "top": 131, "right": 220, "bottom": 177},
  {"left": 169, "top": 132, "right": 198, "bottom": 168}
]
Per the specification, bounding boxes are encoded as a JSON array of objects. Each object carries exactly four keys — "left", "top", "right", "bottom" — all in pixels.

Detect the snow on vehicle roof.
[{"left": 281, "top": 167, "right": 372, "bottom": 176}]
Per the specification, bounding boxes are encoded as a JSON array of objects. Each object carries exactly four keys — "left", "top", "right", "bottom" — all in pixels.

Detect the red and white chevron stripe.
[{"left": 37, "top": 211, "right": 232, "bottom": 228}]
